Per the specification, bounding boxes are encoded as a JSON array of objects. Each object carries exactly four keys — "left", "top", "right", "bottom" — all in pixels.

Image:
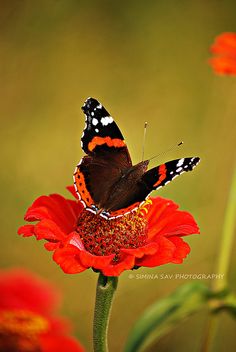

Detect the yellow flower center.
[{"left": 0, "top": 309, "right": 49, "bottom": 352}]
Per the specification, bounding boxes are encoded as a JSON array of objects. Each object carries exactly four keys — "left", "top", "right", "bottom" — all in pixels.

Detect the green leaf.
[
  {"left": 212, "top": 292, "right": 236, "bottom": 317},
  {"left": 124, "top": 282, "right": 211, "bottom": 352}
]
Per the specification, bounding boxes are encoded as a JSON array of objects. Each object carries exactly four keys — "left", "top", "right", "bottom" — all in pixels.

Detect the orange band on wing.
[
  {"left": 153, "top": 164, "right": 167, "bottom": 187},
  {"left": 88, "top": 136, "right": 126, "bottom": 152},
  {"left": 74, "top": 168, "right": 94, "bottom": 207},
  {"left": 110, "top": 202, "right": 140, "bottom": 217}
]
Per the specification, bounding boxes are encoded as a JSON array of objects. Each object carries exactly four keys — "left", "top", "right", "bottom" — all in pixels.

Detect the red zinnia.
[
  {"left": 18, "top": 186, "right": 199, "bottom": 277},
  {"left": 209, "top": 32, "right": 236, "bottom": 75},
  {"left": 0, "top": 268, "right": 84, "bottom": 352}
]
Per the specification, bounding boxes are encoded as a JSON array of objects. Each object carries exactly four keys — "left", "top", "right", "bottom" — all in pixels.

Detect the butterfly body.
[{"left": 73, "top": 97, "right": 200, "bottom": 220}]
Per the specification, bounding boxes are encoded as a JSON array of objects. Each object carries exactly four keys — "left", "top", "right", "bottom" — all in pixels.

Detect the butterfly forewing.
[
  {"left": 141, "top": 157, "right": 200, "bottom": 191},
  {"left": 81, "top": 97, "right": 131, "bottom": 164}
]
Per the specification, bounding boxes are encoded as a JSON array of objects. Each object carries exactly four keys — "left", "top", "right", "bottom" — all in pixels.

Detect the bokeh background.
[{"left": 1, "top": 1, "right": 236, "bottom": 351}]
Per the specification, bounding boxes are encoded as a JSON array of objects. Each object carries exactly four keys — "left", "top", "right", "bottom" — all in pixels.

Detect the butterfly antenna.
[
  {"left": 149, "top": 141, "right": 183, "bottom": 161},
  {"left": 141, "top": 122, "right": 148, "bottom": 161}
]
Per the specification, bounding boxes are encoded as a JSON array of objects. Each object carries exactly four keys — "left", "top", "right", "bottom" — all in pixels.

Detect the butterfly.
[{"left": 73, "top": 97, "right": 200, "bottom": 220}]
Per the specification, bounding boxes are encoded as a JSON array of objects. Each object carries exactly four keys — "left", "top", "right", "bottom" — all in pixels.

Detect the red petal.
[
  {"left": 169, "top": 236, "right": 191, "bottom": 263},
  {"left": 24, "top": 196, "right": 56, "bottom": 220},
  {"left": 102, "top": 254, "right": 135, "bottom": 276},
  {"left": 53, "top": 247, "right": 87, "bottom": 274},
  {"left": 34, "top": 219, "right": 67, "bottom": 241},
  {"left": 155, "top": 211, "right": 199, "bottom": 238},
  {"left": 40, "top": 334, "right": 84, "bottom": 352},
  {"left": 66, "top": 185, "right": 79, "bottom": 200},
  {"left": 79, "top": 250, "right": 115, "bottom": 269},
  {"left": 120, "top": 242, "right": 159, "bottom": 258},
  {"left": 66, "top": 233, "right": 115, "bottom": 270},
  {"left": 49, "top": 194, "right": 81, "bottom": 232},
  {"left": 210, "top": 32, "right": 236, "bottom": 56},
  {"left": 0, "top": 269, "right": 61, "bottom": 314},
  {"left": 136, "top": 237, "right": 176, "bottom": 267},
  {"left": 147, "top": 197, "right": 199, "bottom": 240},
  {"left": 44, "top": 242, "right": 61, "bottom": 251},
  {"left": 209, "top": 56, "right": 236, "bottom": 75},
  {"left": 54, "top": 232, "right": 115, "bottom": 273},
  {"left": 25, "top": 206, "right": 51, "bottom": 221},
  {"left": 24, "top": 194, "right": 80, "bottom": 234},
  {"left": 17, "top": 224, "right": 35, "bottom": 237},
  {"left": 146, "top": 197, "right": 178, "bottom": 238},
  {"left": 67, "top": 232, "right": 85, "bottom": 250},
  {"left": 136, "top": 236, "right": 191, "bottom": 267},
  {"left": 209, "top": 33, "right": 236, "bottom": 75}
]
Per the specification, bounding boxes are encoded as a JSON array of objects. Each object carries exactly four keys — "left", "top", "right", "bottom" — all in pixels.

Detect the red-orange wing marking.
[
  {"left": 88, "top": 136, "right": 126, "bottom": 152},
  {"left": 109, "top": 201, "right": 141, "bottom": 218},
  {"left": 73, "top": 166, "right": 94, "bottom": 208},
  {"left": 153, "top": 164, "right": 167, "bottom": 188}
]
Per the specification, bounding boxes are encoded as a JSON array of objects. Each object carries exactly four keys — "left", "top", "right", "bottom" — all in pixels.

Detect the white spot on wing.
[
  {"left": 101, "top": 116, "right": 114, "bottom": 126},
  {"left": 177, "top": 158, "right": 185, "bottom": 167},
  {"left": 95, "top": 128, "right": 99, "bottom": 133},
  {"left": 92, "top": 118, "right": 99, "bottom": 126},
  {"left": 176, "top": 167, "right": 183, "bottom": 173}
]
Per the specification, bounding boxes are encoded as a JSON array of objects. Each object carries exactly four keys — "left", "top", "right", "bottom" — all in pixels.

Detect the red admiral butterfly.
[{"left": 73, "top": 97, "right": 200, "bottom": 220}]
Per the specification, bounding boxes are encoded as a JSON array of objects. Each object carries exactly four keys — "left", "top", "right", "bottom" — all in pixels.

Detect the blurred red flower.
[
  {"left": 0, "top": 268, "right": 84, "bottom": 352},
  {"left": 209, "top": 32, "right": 236, "bottom": 75},
  {"left": 18, "top": 186, "right": 199, "bottom": 277}
]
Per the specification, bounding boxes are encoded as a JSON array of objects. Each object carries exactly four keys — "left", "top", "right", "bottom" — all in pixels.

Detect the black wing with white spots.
[
  {"left": 141, "top": 157, "right": 200, "bottom": 192},
  {"left": 81, "top": 97, "right": 128, "bottom": 155}
]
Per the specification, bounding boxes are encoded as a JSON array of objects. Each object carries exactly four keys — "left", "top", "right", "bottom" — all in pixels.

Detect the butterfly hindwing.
[{"left": 74, "top": 155, "right": 124, "bottom": 212}]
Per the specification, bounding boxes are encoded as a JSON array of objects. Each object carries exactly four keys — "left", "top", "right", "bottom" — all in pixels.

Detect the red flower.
[
  {"left": 209, "top": 32, "right": 236, "bottom": 75},
  {"left": 18, "top": 187, "right": 199, "bottom": 277},
  {"left": 0, "top": 268, "right": 84, "bottom": 352}
]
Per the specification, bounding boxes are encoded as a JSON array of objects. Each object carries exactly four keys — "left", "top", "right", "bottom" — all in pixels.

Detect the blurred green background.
[{"left": 1, "top": 1, "right": 236, "bottom": 351}]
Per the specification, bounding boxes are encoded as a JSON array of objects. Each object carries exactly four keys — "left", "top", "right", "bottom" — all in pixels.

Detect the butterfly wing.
[
  {"left": 107, "top": 157, "right": 201, "bottom": 218},
  {"left": 81, "top": 97, "right": 132, "bottom": 166},
  {"left": 74, "top": 97, "right": 132, "bottom": 216},
  {"left": 141, "top": 157, "right": 200, "bottom": 192},
  {"left": 94, "top": 157, "right": 200, "bottom": 219},
  {"left": 74, "top": 155, "right": 126, "bottom": 213}
]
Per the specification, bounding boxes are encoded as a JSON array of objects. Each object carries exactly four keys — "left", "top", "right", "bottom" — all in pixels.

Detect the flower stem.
[
  {"left": 213, "top": 165, "right": 236, "bottom": 292},
  {"left": 93, "top": 273, "right": 118, "bottom": 352},
  {"left": 201, "top": 166, "right": 236, "bottom": 352}
]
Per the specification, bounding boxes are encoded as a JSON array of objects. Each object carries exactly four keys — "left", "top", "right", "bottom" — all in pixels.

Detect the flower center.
[
  {"left": 0, "top": 309, "right": 49, "bottom": 352},
  {"left": 76, "top": 208, "right": 148, "bottom": 260}
]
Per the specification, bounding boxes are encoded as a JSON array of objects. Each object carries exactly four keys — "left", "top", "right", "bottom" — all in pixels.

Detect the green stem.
[
  {"left": 93, "top": 273, "right": 118, "bottom": 352},
  {"left": 213, "top": 165, "right": 236, "bottom": 291},
  {"left": 202, "top": 166, "right": 236, "bottom": 352}
]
